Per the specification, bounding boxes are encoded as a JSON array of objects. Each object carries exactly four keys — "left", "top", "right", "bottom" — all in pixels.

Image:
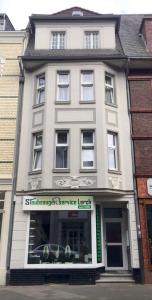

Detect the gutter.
[
  {"left": 6, "top": 58, "right": 25, "bottom": 284},
  {"left": 125, "top": 58, "right": 145, "bottom": 283}
]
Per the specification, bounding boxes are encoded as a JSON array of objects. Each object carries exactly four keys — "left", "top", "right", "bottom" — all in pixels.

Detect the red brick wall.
[
  {"left": 134, "top": 140, "right": 152, "bottom": 175},
  {"left": 132, "top": 113, "right": 152, "bottom": 137},
  {"left": 142, "top": 20, "right": 152, "bottom": 53},
  {"left": 129, "top": 80, "right": 152, "bottom": 110}
]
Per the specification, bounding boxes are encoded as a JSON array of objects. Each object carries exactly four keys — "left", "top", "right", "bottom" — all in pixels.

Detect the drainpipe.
[
  {"left": 125, "top": 58, "right": 145, "bottom": 283},
  {"left": 6, "top": 58, "right": 25, "bottom": 284}
]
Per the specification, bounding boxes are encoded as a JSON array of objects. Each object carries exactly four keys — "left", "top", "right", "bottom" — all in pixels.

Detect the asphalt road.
[{"left": 0, "top": 283, "right": 152, "bottom": 300}]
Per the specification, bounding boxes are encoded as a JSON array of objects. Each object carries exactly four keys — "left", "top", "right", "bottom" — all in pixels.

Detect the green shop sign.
[
  {"left": 23, "top": 195, "right": 93, "bottom": 211},
  {"left": 96, "top": 205, "right": 102, "bottom": 263}
]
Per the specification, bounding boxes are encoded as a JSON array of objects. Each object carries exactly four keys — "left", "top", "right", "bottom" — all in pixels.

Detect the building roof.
[
  {"left": 0, "top": 14, "right": 15, "bottom": 31},
  {"left": 119, "top": 14, "right": 152, "bottom": 58}
]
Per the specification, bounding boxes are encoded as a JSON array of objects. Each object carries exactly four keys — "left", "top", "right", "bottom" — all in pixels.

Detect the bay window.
[
  {"left": 55, "top": 131, "right": 69, "bottom": 169},
  {"left": 105, "top": 73, "right": 115, "bottom": 105},
  {"left": 57, "top": 71, "right": 70, "bottom": 102},
  {"left": 32, "top": 132, "right": 43, "bottom": 171},
  {"left": 107, "top": 132, "right": 118, "bottom": 171},
  {"left": 81, "top": 71, "right": 94, "bottom": 102},
  {"left": 81, "top": 130, "right": 95, "bottom": 169},
  {"left": 35, "top": 74, "right": 45, "bottom": 105}
]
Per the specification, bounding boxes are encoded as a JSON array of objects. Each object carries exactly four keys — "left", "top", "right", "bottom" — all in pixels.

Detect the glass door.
[{"left": 103, "top": 208, "right": 128, "bottom": 270}]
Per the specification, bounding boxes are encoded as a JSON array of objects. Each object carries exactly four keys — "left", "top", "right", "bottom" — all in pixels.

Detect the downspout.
[
  {"left": 6, "top": 58, "right": 25, "bottom": 284},
  {"left": 125, "top": 58, "right": 145, "bottom": 283}
]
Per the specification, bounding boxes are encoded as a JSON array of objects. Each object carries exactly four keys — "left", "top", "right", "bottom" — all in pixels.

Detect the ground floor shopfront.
[{"left": 9, "top": 194, "right": 140, "bottom": 285}]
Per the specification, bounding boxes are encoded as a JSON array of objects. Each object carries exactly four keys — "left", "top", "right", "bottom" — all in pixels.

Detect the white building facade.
[{"left": 10, "top": 7, "right": 140, "bottom": 284}]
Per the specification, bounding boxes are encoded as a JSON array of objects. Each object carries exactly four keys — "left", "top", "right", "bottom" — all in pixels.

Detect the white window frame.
[
  {"left": 81, "top": 130, "right": 95, "bottom": 169},
  {"left": 35, "top": 74, "right": 45, "bottom": 105},
  {"left": 55, "top": 131, "right": 69, "bottom": 169},
  {"left": 107, "top": 132, "right": 118, "bottom": 171},
  {"left": 51, "top": 32, "right": 65, "bottom": 49},
  {"left": 105, "top": 73, "right": 115, "bottom": 105},
  {"left": 85, "top": 31, "right": 99, "bottom": 49},
  {"left": 56, "top": 71, "right": 70, "bottom": 102},
  {"left": 81, "top": 70, "right": 94, "bottom": 102},
  {"left": 32, "top": 132, "right": 43, "bottom": 171}
]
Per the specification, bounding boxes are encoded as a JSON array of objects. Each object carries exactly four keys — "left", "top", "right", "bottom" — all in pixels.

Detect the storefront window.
[
  {"left": 146, "top": 205, "right": 152, "bottom": 264},
  {"left": 28, "top": 211, "right": 92, "bottom": 264}
]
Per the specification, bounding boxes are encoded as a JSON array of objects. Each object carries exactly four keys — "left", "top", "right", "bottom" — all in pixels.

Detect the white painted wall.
[{"left": 34, "top": 22, "right": 116, "bottom": 49}]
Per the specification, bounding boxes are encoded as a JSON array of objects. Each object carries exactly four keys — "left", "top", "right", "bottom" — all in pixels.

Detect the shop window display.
[{"left": 28, "top": 211, "right": 92, "bottom": 264}]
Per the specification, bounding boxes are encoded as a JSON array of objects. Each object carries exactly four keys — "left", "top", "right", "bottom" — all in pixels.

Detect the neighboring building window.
[
  {"left": 81, "top": 71, "right": 94, "bottom": 102},
  {"left": 51, "top": 32, "right": 65, "bottom": 49},
  {"left": 105, "top": 73, "right": 115, "bottom": 105},
  {"left": 28, "top": 210, "right": 92, "bottom": 264},
  {"left": 57, "top": 71, "right": 70, "bottom": 102},
  {"left": 55, "top": 131, "right": 69, "bottom": 168},
  {"left": 107, "top": 132, "right": 118, "bottom": 170},
  {"left": 36, "top": 74, "right": 45, "bottom": 105},
  {"left": 0, "top": 192, "right": 5, "bottom": 240},
  {"left": 32, "top": 132, "right": 43, "bottom": 171},
  {"left": 85, "top": 31, "right": 98, "bottom": 49},
  {"left": 81, "top": 130, "right": 95, "bottom": 169},
  {"left": 146, "top": 205, "right": 152, "bottom": 264}
]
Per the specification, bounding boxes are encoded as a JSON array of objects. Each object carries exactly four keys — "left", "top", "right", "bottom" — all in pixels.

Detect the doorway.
[{"left": 103, "top": 207, "right": 128, "bottom": 270}]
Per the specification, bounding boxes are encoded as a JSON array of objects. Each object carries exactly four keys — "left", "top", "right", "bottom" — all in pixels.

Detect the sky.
[{"left": 1, "top": 0, "right": 152, "bottom": 30}]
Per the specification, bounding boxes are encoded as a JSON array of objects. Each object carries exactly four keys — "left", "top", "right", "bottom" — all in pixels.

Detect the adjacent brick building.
[
  {"left": 0, "top": 14, "right": 25, "bottom": 284},
  {"left": 120, "top": 15, "right": 152, "bottom": 283}
]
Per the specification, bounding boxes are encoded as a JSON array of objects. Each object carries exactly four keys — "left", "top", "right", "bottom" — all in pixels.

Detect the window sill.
[
  {"left": 79, "top": 169, "right": 97, "bottom": 173},
  {"left": 79, "top": 101, "right": 95, "bottom": 104},
  {"left": 55, "top": 101, "right": 71, "bottom": 105},
  {"left": 52, "top": 168, "right": 70, "bottom": 173},
  {"left": 32, "top": 103, "right": 45, "bottom": 109},
  {"left": 105, "top": 102, "right": 118, "bottom": 108},
  {"left": 28, "top": 170, "right": 42, "bottom": 175},
  {"left": 108, "top": 169, "right": 122, "bottom": 175}
]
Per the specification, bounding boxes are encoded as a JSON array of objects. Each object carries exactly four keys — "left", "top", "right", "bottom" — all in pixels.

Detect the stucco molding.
[{"left": 53, "top": 175, "right": 96, "bottom": 189}]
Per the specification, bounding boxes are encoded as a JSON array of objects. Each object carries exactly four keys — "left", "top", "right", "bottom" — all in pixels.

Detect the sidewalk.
[{"left": 0, "top": 283, "right": 152, "bottom": 300}]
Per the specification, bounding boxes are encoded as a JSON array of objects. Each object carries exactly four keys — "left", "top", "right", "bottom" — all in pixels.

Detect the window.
[
  {"left": 28, "top": 211, "right": 92, "bottom": 264},
  {"left": 0, "top": 192, "right": 5, "bottom": 240},
  {"left": 105, "top": 73, "right": 115, "bottom": 105},
  {"left": 32, "top": 132, "right": 43, "bottom": 171},
  {"left": 57, "top": 71, "right": 70, "bottom": 102},
  {"left": 107, "top": 132, "right": 118, "bottom": 171},
  {"left": 35, "top": 74, "right": 45, "bottom": 105},
  {"left": 146, "top": 205, "right": 152, "bottom": 264},
  {"left": 0, "top": 18, "right": 4, "bottom": 31},
  {"left": 85, "top": 32, "right": 98, "bottom": 49},
  {"left": 51, "top": 32, "right": 65, "bottom": 49},
  {"left": 55, "top": 131, "right": 69, "bottom": 169},
  {"left": 81, "top": 130, "right": 95, "bottom": 169},
  {"left": 81, "top": 71, "right": 94, "bottom": 102}
]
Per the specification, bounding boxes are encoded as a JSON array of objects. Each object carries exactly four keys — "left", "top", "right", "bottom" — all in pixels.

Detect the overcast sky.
[{"left": 1, "top": 0, "right": 152, "bottom": 30}]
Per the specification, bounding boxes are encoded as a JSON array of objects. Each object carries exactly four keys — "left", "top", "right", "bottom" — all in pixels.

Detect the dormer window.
[
  {"left": 72, "top": 10, "right": 83, "bottom": 16},
  {"left": 51, "top": 32, "right": 65, "bottom": 49},
  {"left": 85, "top": 31, "right": 99, "bottom": 49},
  {"left": 0, "top": 18, "right": 4, "bottom": 31}
]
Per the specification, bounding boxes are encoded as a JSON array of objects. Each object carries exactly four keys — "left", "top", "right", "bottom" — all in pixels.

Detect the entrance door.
[{"left": 103, "top": 208, "right": 128, "bottom": 270}]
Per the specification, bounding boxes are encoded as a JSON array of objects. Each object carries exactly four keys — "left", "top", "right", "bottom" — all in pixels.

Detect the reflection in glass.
[{"left": 28, "top": 211, "right": 92, "bottom": 264}]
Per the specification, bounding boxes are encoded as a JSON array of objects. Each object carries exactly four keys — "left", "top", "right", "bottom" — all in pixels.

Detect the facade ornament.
[
  {"left": 54, "top": 176, "right": 95, "bottom": 189},
  {"left": 108, "top": 176, "right": 122, "bottom": 190},
  {"left": 29, "top": 178, "right": 41, "bottom": 190}
]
